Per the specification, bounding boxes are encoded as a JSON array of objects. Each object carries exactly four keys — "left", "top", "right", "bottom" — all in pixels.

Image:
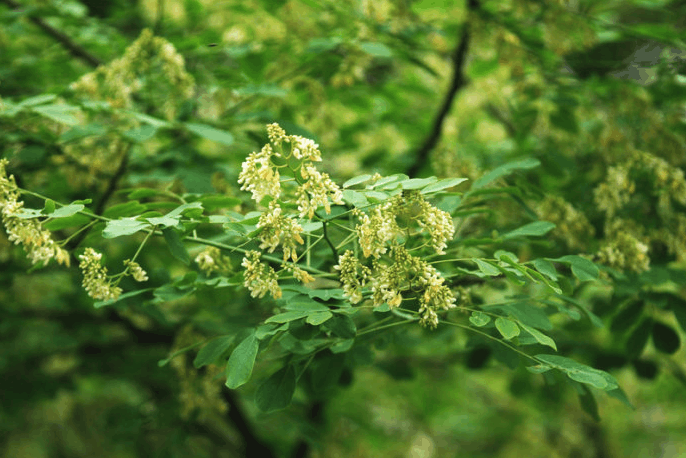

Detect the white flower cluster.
[
  {"left": 78, "top": 248, "right": 122, "bottom": 301},
  {"left": 597, "top": 231, "right": 650, "bottom": 273},
  {"left": 296, "top": 165, "right": 344, "bottom": 219},
  {"left": 370, "top": 246, "right": 456, "bottom": 329},
  {"left": 239, "top": 123, "right": 343, "bottom": 217},
  {"left": 334, "top": 250, "right": 371, "bottom": 304},
  {"left": 414, "top": 197, "right": 455, "bottom": 255},
  {"left": 194, "top": 246, "right": 233, "bottom": 276},
  {"left": 238, "top": 123, "right": 347, "bottom": 297},
  {"left": 355, "top": 201, "right": 401, "bottom": 258},
  {"left": 256, "top": 201, "right": 305, "bottom": 262},
  {"left": 281, "top": 262, "right": 315, "bottom": 284},
  {"left": 356, "top": 191, "right": 454, "bottom": 259},
  {"left": 71, "top": 28, "right": 194, "bottom": 117},
  {"left": 0, "top": 159, "right": 70, "bottom": 267},
  {"left": 337, "top": 191, "right": 457, "bottom": 328},
  {"left": 241, "top": 250, "right": 282, "bottom": 299},
  {"left": 238, "top": 144, "right": 281, "bottom": 203},
  {"left": 124, "top": 259, "right": 149, "bottom": 282}
]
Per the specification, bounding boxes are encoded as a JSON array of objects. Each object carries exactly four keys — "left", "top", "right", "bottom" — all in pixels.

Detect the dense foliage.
[{"left": 1, "top": 1, "right": 686, "bottom": 457}]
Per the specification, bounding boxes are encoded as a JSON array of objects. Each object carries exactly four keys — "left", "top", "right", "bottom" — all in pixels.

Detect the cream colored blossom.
[
  {"left": 412, "top": 194, "right": 454, "bottom": 255},
  {"left": 291, "top": 136, "right": 322, "bottom": 161},
  {"left": 538, "top": 195, "right": 595, "bottom": 251},
  {"left": 241, "top": 250, "right": 281, "bottom": 299},
  {"left": 0, "top": 159, "right": 70, "bottom": 267},
  {"left": 238, "top": 144, "right": 281, "bottom": 203},
  {"left": 71, "top": 28, "right": 194, "bottom": 118},
  {"left": 256, "top": 201, "right": 304, "bottom": 262},
  {"left": 356, "top": 199, "right": 401, "bottom": 258},
  {"left": 296, "top": 164, "right": 344, "bottom": 219},
  {"left": 282, "top": 262, "right": 315, "bottom": 284},
  {"left": 79, "top": 248, "right": 122, "bottom": 301},
  {"left": 194, "top": 246, "right": 232, "bottom": 276},
  {"left": 367, "top": 246, "right": 456, "bottom": 329},
  {"left": 267, "top": 122, "right": 287, "bottom": 147},
  {"left": 124, "top": 259, "right": 148, "bottom": 282},
  {"left": 596, "top": 232, "right": 650, "bottom": 273},
  {"left": 334, "top": 250, "right": 371, "bottom": 304}
]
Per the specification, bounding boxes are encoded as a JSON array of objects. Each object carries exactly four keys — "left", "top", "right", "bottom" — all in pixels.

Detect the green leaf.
[
  {"left": 42, "top": 199, "right": 56, "bottom": 215},
  {"left": 468, "top": 57, "right": 500, "bottom": 77},
  {"left": 185, "top": 122, "right": 235, "bottom": 146},
  {"left": 526, "top": 268, "right": 563, "bottom": 294},
  {"left": 358, "top": 41, "right": 393, "bottom": 58},
  {"left": 502, "top": 302, "right": 552, "bottom": 331},
  {"left": 103, "top": 201, "right": 147, "bottom": 218},
  {"left": 626, "top": 318, "right": 653, "bottom": 359},
  {"left": 162, "top": 227, "right": 190, "bottom": 265},
  {"left": 555, "top": 294, "right": 604, "bottom": 328},
  {"left": 370, "top": 174, "right": 407, "bottom": 189},
  {"left": 330, "top": 338, "right": 355, "bottom": 354},
  {"left": 146, "top": 202, "right": 204, "bottom": 227},
  {"left": 310, "top": 353, "right": 346, "bottom": 394},
  {"left": 47, "top": 203, "right": 85, "bottom": 218},
  {"left": 495, "top": 317, "right": 520, "bottom": 340},
  {"left": 611, "top": 300, "right": 644, "bottom": 333},
  {"left": 59, "top": 123, "right": 107, "bottom": 143},
  {"left": 127, "top": 188, "right": 166, "bottom": 199},
  {"left": 306, "top": 311, "right": 333, "bottom": 325},
  {"left": 651, "top": 321, "right": 680, "bottom": 354},
  {"left": 342, "top": 189, "right": 369, "bottom": 207},
  {"left": 469, "top": 311, "right": 491, "bottom": 327},
  {"left": 550, "top": 108, "right": 579, "bottom": 134},
  {"left": 520, "top": 324, "right": 557, "bottom": 350},
  {"left": 502, "top": 221, "right": 556, "bottom": 239},
  {"left": 235, "top": 84, "right": 288, "bottom": 98},
  {"left": 550, "top": 255, "right": 599, "bottom": 281},
  {"left": 266, "top": 311, "right": 311, "bottom": 323},
  {"left": 343, "top": 174, "right": 372, "bottom": 188},
  {"left": 14, "top": 208, "right": 43, "bottom": 219},
  {"left": 606, "top": 387, "right": 635, "bottom": 409},
  {"left": 283, "top": 300, "right": 330, "bottom": 312},
  {"left": 225, "top": 333, "right": 259, "bottom": 389},
  {"left": 255, "top": 365, "right": 297, "bottom": 412},
  {"left": 123, "top": 124, "right": 157, "bottom": 143},
  {"left": 421, "top": 177, "right": 469, "bottom": 194},
  {"left": 255, "top": 323, "right": 288, "bottom": 340},
  {"left": 323, "top": 314, "right": 357, "bottom": 339},
  {"left": 673, "top": 300, "right": 686, "bottom": 335},
  {"left": 93, "top": 288, "right": 152, "bottom": 308},
  {"left": 102, "top": 217, "right": 150, "bottom": 238},
  {"left": 471, "top": 158, "right": 540, "bottom": 190},
  {"left": 199, "top": 195, "right": 241, "bottom": 211},
  {"left": 17, "top": 93, "right": 57, "bottom": 107},
  {"left": 194, "top": 336, "right": 235, "bottom": 368},
  {"left": 474, "top": 259, "right": 500, "bottom": 276},
  {"left": 535, "top": 354, "right": 618, "bottom": 391},
  {"left": 399, "top": 177, "right": 438, "bottom": 190},
  {"left": 32, "top": 103, "right": 80, "bottom": 125},
  {"left": 125, "top": 111, "right": 172, "bottom": 128},
  {"left": 532, "top": 259, "right": 558, "bottom": 280},
  {"left": 577, "top": 383, "right": 600, "bottom": 422},
  {"left": 306, "top": 36, "right": 343, "bottom": 53},
  {"left": 44, "top": 213, "right": 92, "bottom": 231}
]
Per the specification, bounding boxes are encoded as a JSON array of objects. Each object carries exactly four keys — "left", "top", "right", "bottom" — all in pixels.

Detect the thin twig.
[
  {"left": 1, "top": 0, "right": 101, "bottom": 68},
  {"left": 322, "top": 220, "right": 338, "bottom": 259},
  {"left": 407, "top": 0, "right": 479, "bottom": 177}
]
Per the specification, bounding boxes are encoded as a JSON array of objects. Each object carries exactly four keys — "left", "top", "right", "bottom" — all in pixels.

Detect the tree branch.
[
  {"left": 407, "top": 0, "right": 479, "bottom": 177},
  {"left": 0, "top": 0, "right": 101, "bottom": 68}
]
